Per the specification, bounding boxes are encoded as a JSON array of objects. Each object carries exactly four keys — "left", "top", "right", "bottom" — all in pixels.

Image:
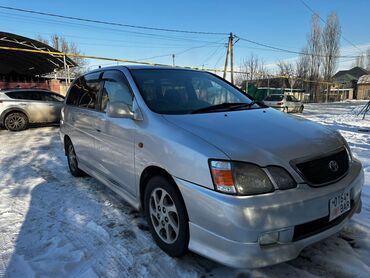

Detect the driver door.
[{"left": 94, "top": 70, "right": 137, "bottom": 196}]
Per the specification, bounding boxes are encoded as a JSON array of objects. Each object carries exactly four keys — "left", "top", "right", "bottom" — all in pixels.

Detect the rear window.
[
  {"left": 5, "top": 91, "right": 42, "bottom": 100},
  {"left": 66, "top": 72, "right": 101, "bottom": 109},
  {"left": 265, "top": 95, "right": 284, "bottom": 101}
]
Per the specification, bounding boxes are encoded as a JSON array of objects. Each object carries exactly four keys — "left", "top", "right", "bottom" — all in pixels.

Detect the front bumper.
[{"left": 175, "top": 159, "right": 364, "bottom": 268}]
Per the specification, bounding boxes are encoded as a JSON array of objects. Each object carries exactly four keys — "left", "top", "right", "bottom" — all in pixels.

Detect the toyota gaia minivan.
[{"left": 60, "top": 66, "right": 364, "bottom": 268}]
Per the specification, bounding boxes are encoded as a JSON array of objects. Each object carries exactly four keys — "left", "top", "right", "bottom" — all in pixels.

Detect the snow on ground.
[{"left": 0, "top": 101, "right": 369, "bottom": 278}]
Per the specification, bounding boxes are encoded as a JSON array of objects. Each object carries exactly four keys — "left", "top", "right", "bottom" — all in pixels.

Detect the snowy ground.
[{"left": 0, "top": 101, "right": 369, "bottom": 278}]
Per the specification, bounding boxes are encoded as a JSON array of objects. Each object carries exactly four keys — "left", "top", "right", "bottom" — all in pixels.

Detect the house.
[
  {"left": 357, "top": 75, "right": 370, "bottom": 99},
  {"left": 332, "top": 67, "right": 369, "bottom": 99},
  {"left": 333, "top": 66, "right": 369, "bottom": 84}
]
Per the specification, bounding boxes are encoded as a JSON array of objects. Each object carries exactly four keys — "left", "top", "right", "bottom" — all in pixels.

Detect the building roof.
[
  {"left": 333, "top": 66, "right": 369, "bottom": 81},
  {"left": 358, "top": 74, "right": 370, "bottom": 85},
  {"left": 0, "top": 31, "right": 76, "bottom": 75}
]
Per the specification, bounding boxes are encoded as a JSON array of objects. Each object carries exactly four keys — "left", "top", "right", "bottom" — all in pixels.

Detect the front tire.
[
  {"left": 299, "top": 105, "right": 304, "bottom": 113},
  {"left": 144, "top": 175, "right": 189, "bottom": 257},
  {"left": 4, "top": 112, "right": 28, "bottom": 131},
  {"left": 66, "top": 141, "right": 85, "bottom": 177}
]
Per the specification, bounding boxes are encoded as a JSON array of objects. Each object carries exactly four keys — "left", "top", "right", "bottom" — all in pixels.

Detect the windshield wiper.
[{"left": 191, "top": 102, "right": 257, "bottom": 114}]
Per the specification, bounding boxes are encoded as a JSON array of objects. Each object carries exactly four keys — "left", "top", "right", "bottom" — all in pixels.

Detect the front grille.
[
  {"left": 294, "top": 148, "right": 349, "bottom": 186},
  {"left": 293, "top": 200, "right": 355, "bottom": 242}
]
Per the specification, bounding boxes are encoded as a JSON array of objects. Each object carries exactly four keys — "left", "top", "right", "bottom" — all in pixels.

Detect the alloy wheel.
[
  {"left": 68, "top": 144, "right": 78, "bottom": 171},
  {"left": 149, "top": 188, "right": 179, "bottom": 244},
  {"left": 7, "top": 114, "right": 25, "bottom": 130}
]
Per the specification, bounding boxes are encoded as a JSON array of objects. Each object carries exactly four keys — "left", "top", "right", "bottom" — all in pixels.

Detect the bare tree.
[
  {"left": 307, "top": 14, "right": 322, "bottom": 101},
  {"left": 322, "top": 12, "right": 341, "bottom": 101},
  {"left": 353, "top": 54, "right": 365, "bottom": 68},
  {"left": 367, "top": 47, "right": 370, "bottom": 71},
  {"left": 236, "top": 53, "right": 268, "bottom": 88},
  {"left": 276, "top": 61, "right": 295, "bottom": 89},
  {"left": 295, "top": 47, "right": 310, "bottom": 89},
  {"left": 36, "top": 34, "right": 87, "bottom": 77}
]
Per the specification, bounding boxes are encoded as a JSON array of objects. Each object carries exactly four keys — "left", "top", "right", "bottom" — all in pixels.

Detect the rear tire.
[
  {"left": 4, "top": 112, "right": 28, "bottom": 131},
  {"left": 144, "top": 175, "right": 189, "bottom": 257},
  {"left": 66, "top": 140, "right": 85, "bottom": 177},
  {"left": 299, "top": 105, "right": 304, "bottom": 113}
]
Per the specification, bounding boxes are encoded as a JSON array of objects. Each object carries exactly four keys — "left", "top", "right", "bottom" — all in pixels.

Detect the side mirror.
[{"left": 106, "top": 102, "right": 134, "bottom": 119}]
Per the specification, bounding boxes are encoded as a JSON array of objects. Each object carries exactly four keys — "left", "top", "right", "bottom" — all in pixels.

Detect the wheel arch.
[
  {"left": 63, "top": 135, "right": 72, "bottom": 155},
  {"left": 0, "top": 108, "right": 30, "bottom": 126},
  {"left": 139, "top": 165, "right": 178, "bottom": 210}
]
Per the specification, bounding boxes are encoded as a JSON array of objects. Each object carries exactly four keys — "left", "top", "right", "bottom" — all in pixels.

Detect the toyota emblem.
[{"left": 328, "top": 160, "right": 339, "bottom": 172}]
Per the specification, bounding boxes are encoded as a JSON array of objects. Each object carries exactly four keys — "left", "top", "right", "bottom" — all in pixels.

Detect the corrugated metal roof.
[
  {"left": 358, "top": 75, "right": 370, "bottom": 84},
  {"left": 0, "top": 31, "right": 76, "bottom": 75}
]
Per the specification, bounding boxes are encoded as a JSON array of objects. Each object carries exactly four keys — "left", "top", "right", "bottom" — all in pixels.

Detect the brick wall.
[{"left": 0, "top": 79, "right": 62, "bottom": 94}]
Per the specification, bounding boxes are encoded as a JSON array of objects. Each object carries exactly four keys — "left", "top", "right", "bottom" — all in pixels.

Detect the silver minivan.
[{"left": 60, "top": 66, "right": 364, "bottom": 268}]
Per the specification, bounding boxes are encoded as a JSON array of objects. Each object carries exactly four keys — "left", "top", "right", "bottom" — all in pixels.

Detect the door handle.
[{"left": 96, "top": 128, "right": 101, "bottom": 133}]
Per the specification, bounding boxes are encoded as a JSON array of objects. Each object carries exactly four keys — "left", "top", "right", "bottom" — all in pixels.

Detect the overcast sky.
[{"left": 0, "top": 0, "right": 369, "bottom": 73}]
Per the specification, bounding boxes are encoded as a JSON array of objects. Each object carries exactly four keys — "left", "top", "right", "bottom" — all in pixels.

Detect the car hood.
[{"left": 162, "top": 108, "right": 344, "bottom": 166}]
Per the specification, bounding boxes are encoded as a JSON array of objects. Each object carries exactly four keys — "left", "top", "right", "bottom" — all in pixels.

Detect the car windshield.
[
  {"left": 130, "top": 69, "right": 257, "bottom": 114},
  {"left": 265, "top": 95, "right": 284, "bottom": 101}
]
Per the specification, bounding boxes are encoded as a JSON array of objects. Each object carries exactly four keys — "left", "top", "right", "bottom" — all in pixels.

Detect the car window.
[
  {"left": 5, "top": 91, "right": 42, "bottom": 100},
  {"left": 130, "top": 69, "right": 252, "bottom": 114},
  {"left": 5, "top": 91, "right": 28, "bottom": 100},
  {"left": 100, "top": 70, "right": 133, "bottom": 112},
  {"left": 286, "top": 96, "right": 293, "bottom": 102},
  {"left": 43, "top": 93, "right": 64, "bottom": 102},
  {"left": 264, "top": 95, "right": 284, "bottom": 101},
  {"left": 291, "top": 96, "right": 299, "bottom": 102},
  {"left": 66, "top": 72, "right": 101, "bottom": 110},
  {"left": 66, "top": 78, "right": 83, "bottom": 106},
  {"left": 192, "top": 78, "right": 241, "bottom": 105}
]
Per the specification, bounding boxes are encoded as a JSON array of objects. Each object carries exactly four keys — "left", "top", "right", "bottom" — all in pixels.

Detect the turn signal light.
[{"left": 209, "top": 161, "right": 236, "bottom": 194}]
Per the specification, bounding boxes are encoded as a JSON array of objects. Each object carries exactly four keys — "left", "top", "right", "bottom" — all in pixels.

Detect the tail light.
[{"left": 276, "top": 102, "right": 284, "bottom": 105}]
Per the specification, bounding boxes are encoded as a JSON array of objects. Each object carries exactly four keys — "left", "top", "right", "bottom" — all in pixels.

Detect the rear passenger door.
[
  {"left": 21, "top": 91, "right": 52, "bottom": 123},
  {"left": 42, "top": 93, "right": 64, "bottom": 122},
  {"left": 94, "top": 70, "right": 136, "bottom": 196},
  {"left": 64, "top": 72, "right": 102, "bottom": 165},
  {"left": 285, "top": 95, "right": 294, "bottom": 112}
]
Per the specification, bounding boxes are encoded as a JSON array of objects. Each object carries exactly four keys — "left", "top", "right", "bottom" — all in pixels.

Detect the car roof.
[
  {"left": 0, "top": 88, "right": 56, "bottom": 94},
  {"left": 86, "top": 64, "right": 199, "bottom": 75}
]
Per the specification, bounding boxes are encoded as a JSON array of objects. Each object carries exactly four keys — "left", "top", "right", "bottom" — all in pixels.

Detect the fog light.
[{"left": 259, "top": 232, "right": 279, "bottom": 246}]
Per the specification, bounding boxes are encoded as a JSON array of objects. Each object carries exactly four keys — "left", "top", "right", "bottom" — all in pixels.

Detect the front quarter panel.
[{"left": 134, "top": 114, "right": 229, "bottom": 191}]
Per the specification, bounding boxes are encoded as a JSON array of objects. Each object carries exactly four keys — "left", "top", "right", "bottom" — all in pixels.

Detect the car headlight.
[
  {"left": 267, "top": 166, "right": 297, "bottom": 190},
  {"left": 335, "top": 132, "right": 353, "bottom": 163},
  {"left": 209, "top": 160, "right": 297, "bottom": 195}
]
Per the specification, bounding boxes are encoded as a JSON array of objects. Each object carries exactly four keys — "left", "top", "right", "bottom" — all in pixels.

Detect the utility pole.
[
  {"left": 172, "top": 54, "right": 175, "bottom": 67},
  {"left": 63, "top": 55, "right": 67, "bottom": 85},
  {"left": 223, "top": 34, "right": 231, "bottom": 79},
  {"left": 230, "top": 32, "right": 234, "bottom": 84},
  {"left": 223, "top": 32, "right": 239, "bottom": 84},
  {"left": 223, "top": 33, "right": 237, "bottom": 83}
]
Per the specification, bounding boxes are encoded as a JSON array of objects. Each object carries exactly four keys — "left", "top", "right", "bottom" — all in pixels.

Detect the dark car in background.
[{"left": 0, "top": 89, "right": 64, "bottom": 131}]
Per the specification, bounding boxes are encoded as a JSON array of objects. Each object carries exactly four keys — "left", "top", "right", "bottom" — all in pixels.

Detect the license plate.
[{"left": 329, "top": 189, "right": 351, "bottom": 221}]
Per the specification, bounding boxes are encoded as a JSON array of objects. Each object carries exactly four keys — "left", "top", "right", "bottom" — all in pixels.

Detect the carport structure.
[{"left": 0, "top": 31, "right": 76, "bottom": 76}]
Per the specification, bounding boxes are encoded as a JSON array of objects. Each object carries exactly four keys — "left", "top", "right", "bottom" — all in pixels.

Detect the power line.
[
  {"left": 298, "top": 0, "right": 364, "bottom": 54},
  {"left": 0, "top": 11, "right": 228, "bottom": 45},
  {"left": 0, "top": 5, "right": 228, "bottom": 36},
  {"left": 199, "top": 43, "right": 225, "bottom": 67},
  {"left": 136, "top": 39, "right": 224, "bottom": 61},
  {"left": 236, "top": 35, "right": 361, "bottom": 58}
]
